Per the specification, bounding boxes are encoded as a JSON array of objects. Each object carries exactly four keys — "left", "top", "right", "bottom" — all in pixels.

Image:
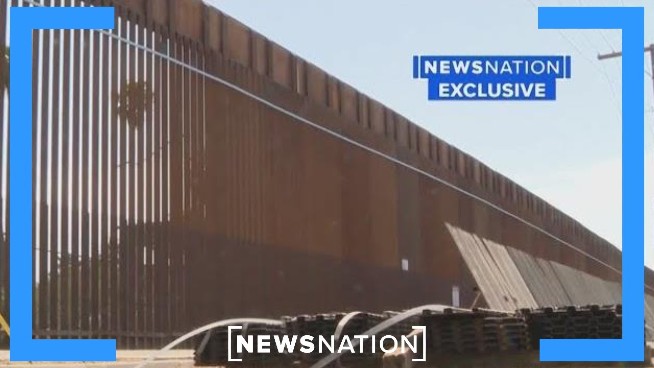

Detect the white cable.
[
  {"left": 19, "top": 0, "right": 649, "bottom": 286},
  {"left": 133, "top": 318, "right": 282, "bottom": 368},
  {"left": 310, "top": 304, "right": 469, "bottom": 368},
  {"left": 14, "top": 1, "right": 654, "bottom": 362}
]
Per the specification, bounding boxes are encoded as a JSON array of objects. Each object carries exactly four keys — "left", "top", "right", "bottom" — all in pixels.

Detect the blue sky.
[{"left": 207, "top": 0, "right": 654, "bottom": 266}]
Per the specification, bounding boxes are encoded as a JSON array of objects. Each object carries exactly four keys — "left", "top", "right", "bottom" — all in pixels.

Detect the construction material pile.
[
  {"left": 193, "top": 305, "right": 625, "bottom": 367},
  {"left": 421, "top": 308, "right": 530, "bottom": 356},
  {"left": 520, "top": 305, "right": 622, "bottom": 349},
  {"left": 194, "top": 311, "right": 416, "bottom": 367},
  {"left": 285, "top": 312, "right": 408, "bottom": 365}
]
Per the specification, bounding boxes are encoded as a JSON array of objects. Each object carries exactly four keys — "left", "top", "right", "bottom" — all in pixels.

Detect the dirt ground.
[
  {"left": 0, "top": 350, "right": 195, "bottom": 367},
  {"left": 1, "top": 347, "right": 653, "bottom": 368}
]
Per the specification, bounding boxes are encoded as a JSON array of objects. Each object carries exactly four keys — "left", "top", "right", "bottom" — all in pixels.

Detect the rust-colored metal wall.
[{"left": 0, "top": 0, "right": 649, "bottom": 348}]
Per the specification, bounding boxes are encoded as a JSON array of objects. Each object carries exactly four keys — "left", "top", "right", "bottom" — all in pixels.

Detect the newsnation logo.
[
  {"left": 226, "top": 326, "right": 427, "bottom": 362},
  {"left": 413, "top": 55, "right": 572, "bottom": 101}
]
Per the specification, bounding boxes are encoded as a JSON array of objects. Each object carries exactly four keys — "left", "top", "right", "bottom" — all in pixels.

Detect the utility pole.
[{"left": 598, "top": 44, "right": 654, "bottom": 95}]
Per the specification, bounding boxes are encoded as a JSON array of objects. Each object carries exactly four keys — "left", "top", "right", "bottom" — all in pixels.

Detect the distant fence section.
[{"left": 0, "top": 0, "right": 649, "bottom": 349}]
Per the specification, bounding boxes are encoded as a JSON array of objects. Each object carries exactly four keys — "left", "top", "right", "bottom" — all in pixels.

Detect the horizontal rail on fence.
[
  {"left": 0, "top": 0, "right": 645, "bottom": 350},
  {"left": 11, "top": 2, "right": 629, "bottom": 285}
]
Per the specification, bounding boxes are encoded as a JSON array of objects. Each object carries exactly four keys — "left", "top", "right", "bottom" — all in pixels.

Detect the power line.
[
  {"left": 521, "top": 0, "right": 620, "bottom": 81},
  {"left": 524, "top": 0, "right": 628, "bottom": 119},
  {"left": 16, "top": 0, "right": 634, "bottom": 280},
  {"left": 597, "top": 59, "right": 622, "bottom": 121},
  {"left": 572, "top": 0, "right": 617, "bottom": 52},
  {"left": 598, "top": 46, "right": 654, "bottom": 162},
  {"left": 599, "top": 31, "right": 616, "bottom": 52},
  {"left": 599, "top": 46, "right": 654, "bottom": 108}
]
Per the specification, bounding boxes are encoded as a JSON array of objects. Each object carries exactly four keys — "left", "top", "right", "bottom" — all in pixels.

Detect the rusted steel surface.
[
  {"left": 507, "top": 247, "right": 572, "bottom": 307},
  {"left": 447, "top": 224, "right": 522, "bottom": 311},
  {"left": 549, "top": 262, "right": 619, "bottom": 306},
  {"left": 449, "top": 224, "right": 630, "bottom": 313},
  {"left": 0, "top": 0, "right": 652, "bottom": 348},
  {"left": 483, "top": 239, "right": 538, "bottom": 309}
]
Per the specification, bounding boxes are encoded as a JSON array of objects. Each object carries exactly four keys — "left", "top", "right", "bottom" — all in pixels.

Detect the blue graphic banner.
[{"left": 413, "top": 55, "right": 571, "bottom": 101}]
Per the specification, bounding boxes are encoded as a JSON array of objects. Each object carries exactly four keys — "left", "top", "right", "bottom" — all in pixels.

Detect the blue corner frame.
[
  {"left": 9, "top": 6, "right": 116, "bottom": 362},
  {"left": 538, "top": 6, "right": 645, "bottom": 362}
]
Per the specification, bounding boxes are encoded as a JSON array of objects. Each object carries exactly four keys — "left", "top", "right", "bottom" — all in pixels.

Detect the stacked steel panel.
[
  {"left": 193, "top": 311, "right": 416, "bottom": 367},
  {"left": 284, "top": 312, "right": 387, "bottom": 365},
  {"left": 283, "top": 312, "right": 344, "bottom": 363},
  {"left": 191, "top": 305, "right": 636, "bottom": 367},
  {"left": 380, "top": 310, "right": 421, "bottom": 338},
  {"left": 2, "top": 0, "right": 654, "bottom": 348},
  {"left": 193, "top": 326, "right": 231, "bottom": 366},
  {"left": 521, "top": 305, "right": 622, "bottom": 349},
  {"left": 420, "top": 308, "right": 530, "bottom": 355}
]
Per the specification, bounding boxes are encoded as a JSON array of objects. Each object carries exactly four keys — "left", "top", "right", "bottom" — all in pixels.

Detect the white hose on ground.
[
  {"left": 133, "top": 318, "right": 282, "bottom": 368},
  {"left": 309, "top": 304, "right": 469, "bottom": 368},
  {"left": 134, "top": 304, "right": 510, "bottom": 368}
]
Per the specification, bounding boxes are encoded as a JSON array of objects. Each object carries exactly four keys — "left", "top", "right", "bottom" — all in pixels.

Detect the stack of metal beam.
[
  {"left": 284, "top": 312, "right": 388, "bottom": 365},
  {"left": 521, "top": 304, "right": 622, "bottom": 349},
  {"left": 338, "top": 313, "right": 388, "bottom": 364},
  {"left": 420, "top": 308, "right": 530, "bottom": 355},
  {"left": 239, "top": 324, "right": 289, "bottom": 366},
  {"left": 193, "top": 305, "right": 627, "bottom": 366},
  {"left": 490, "top": 315, "right": 531, "bottom": 351},
  {"left": 380, "top": 310, "right": 420, "bottom": 337},
  {"left": 194, "top": 327, "right": 230, "bottom": 366},
  {"left": 283, "top": 312, "right": 344, "bottom": 363}
]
